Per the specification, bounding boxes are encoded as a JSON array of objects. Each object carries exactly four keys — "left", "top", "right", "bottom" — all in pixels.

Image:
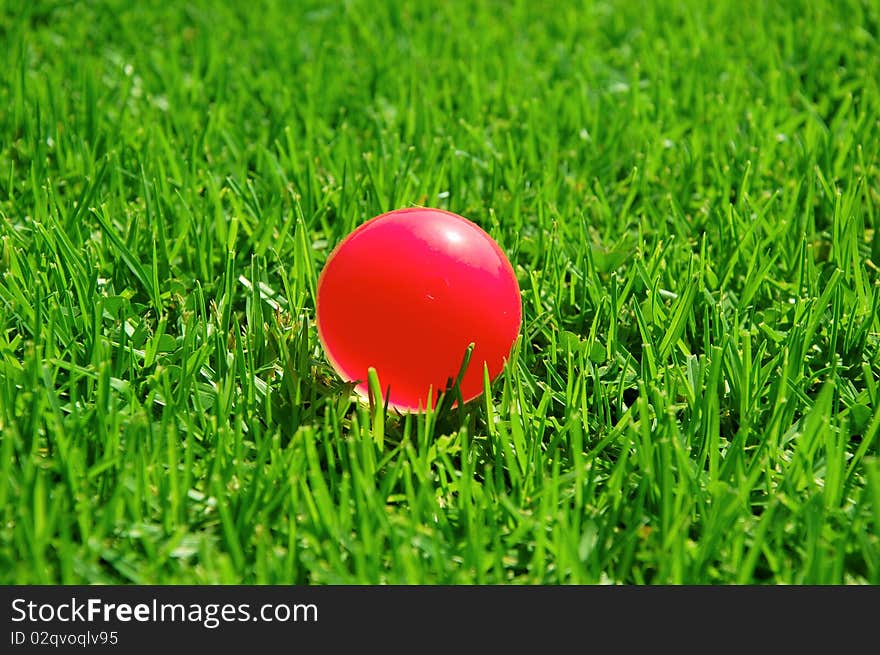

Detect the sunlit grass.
[{"left": 0, "top": 0, "right": 878, "bottom": 584}]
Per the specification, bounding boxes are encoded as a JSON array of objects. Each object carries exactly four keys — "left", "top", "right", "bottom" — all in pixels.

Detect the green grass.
[{"left": 1, "top": 0, "right": 878, "bottom": 584}]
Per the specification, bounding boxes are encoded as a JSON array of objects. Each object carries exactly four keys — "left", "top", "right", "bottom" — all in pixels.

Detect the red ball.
[{"left": 316, "top": 207, "right": 521, "bottom": 411}]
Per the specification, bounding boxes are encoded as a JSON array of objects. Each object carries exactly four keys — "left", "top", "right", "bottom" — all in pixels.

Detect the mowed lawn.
[{"left": 1, "top": 0, "right": 878, "bottom": 584}]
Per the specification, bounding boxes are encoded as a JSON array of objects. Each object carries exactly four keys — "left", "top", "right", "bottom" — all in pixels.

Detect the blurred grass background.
[{"left": 0, "top": 0, "right": 878, "bottom": 583}]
